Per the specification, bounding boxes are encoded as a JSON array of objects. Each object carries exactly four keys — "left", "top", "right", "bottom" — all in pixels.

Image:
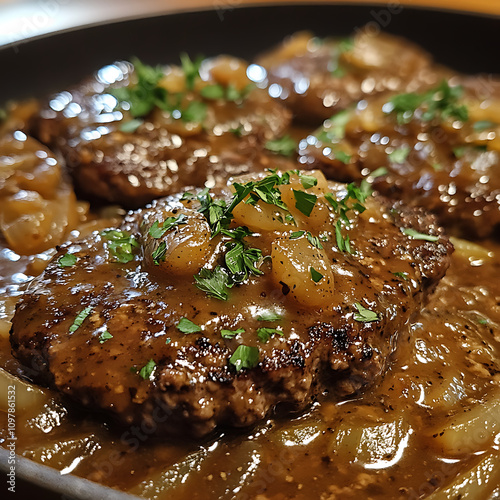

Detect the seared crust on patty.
[{"left": 10, "top": 171, "right": 452, "bottom": 436}]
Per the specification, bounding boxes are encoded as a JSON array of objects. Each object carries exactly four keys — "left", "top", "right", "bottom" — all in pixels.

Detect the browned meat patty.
[
  {"left": 255, "top": 31, "right": 448, "bottom": 124},
  {"left": 10, "top": 170, "right": 452, "bottom": 437},
  {"left": 299, "top": 79, "right": 500, "bottom": 239},
  {"left": 35, "top": 57, "right": 292, "bottom": 208}
]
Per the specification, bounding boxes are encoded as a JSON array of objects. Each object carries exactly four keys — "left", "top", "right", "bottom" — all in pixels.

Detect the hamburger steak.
[
  {"left": 10, "top": 170, "right": 453, "bottom": 436},
  {"left": 35, "top": 56, "right": 292, "bottom": 208}
]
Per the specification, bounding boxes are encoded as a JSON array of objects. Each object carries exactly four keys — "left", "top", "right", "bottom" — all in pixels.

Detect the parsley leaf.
[
  {"left": 58, "top": 253, "right": 77, "bottom": 268},
  {"left": 181, "top": 100, "right": 207, "bottom": 123},
  {"left": 99, "top": 331, "right": 113, "bottom": 344},
  {"left": 473, "top": 120, "right": 496, "bottom": 132},
  {"left": 221, "top": 328, "right": 245, "bottom": 339},
  {"left": 257, "top": 311, "right": 282, "bottom": 321},
  {"left": 119, "top": 118, "right": 144, "bottom": 133},
  {"left": 310, "top": 267, "right": 323, "bottom": 283},
  {"left": 290, "top": 230, "right": 305, "bottom": 239},
  {"left": 177, "top": 317, "right": 202, "bottom": 334},
  {"left": 402, "top": 228, "right": 439, "bottom": 242},
  {"left": 224, "top": 241, "right": 263, "bottom": 284},
  {"left": 369, "top": 166, "right": 388, "bottom": 178},
  {"left": 334, "top": 150, "right": 351, "bottom": 164},
  {"left": 389, "top": 146, "right": 410, "bottom": 164},
  {"left": 229, "top": 345, "right": 259, "bottom": 371},
  {"left": 299, "top": 174, "right": 318, "bottom": 189},
  {"left": 257, "top": 327, "right": 283, "bottom": 343},
  {"left": 392, "top": 271, "right": 409, "bottom": 280},
  {"left": 101, "top": 229, "right": 139, "bottom": 264},
  {"left": 265, "top": 135, "right": 297, "bottom": 157},
  {"left": 320, "top": 110, "right": 351, "bottom": 142},
  {"left": 180, "top": 52, "right": 203, "bottom": 90},
  {"left": 353, "top": 302, "right": 380, "bottom": 323},
  {"left": 194, "top": 266, "right": 230, "bottom": 301},
  {"left": 149, "top": 214, "right": 187, "bottom": 239},
  {"left": 138, "top": 359, "right": 156, "bottom": 380},
  {"left": 306, "top": 232, "right": 323, "bottom": 250},
  {"left": 200, "top": 84, "right": 226, "bottom": 100},
  {"left": 69, "top": 307, "right": 93, "bottom": 333},
  {"left": 152, "top": 242, "right": 167, "bottom": 265},
  {"left": 293, "top": 190, "right": 317, "bottom": 216}
]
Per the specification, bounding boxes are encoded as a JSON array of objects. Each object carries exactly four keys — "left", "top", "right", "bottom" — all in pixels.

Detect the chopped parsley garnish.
[
  {"left": 149, "top": 214, "right": 187, "bottom": 239},
  {"left": 265, "top": 135, "right": 297, "bottom": 157},
  {"left": 402, "top": 228, "right": 439, "bottom": 242},
  {"left": 152, "top": 242, "right": 167, "bottom": 265},
  {"left": 386, "top": 80, "right": 468, "bottom": 125},
  {"left": 389, "top": 146, "right": 410, "bottom": 164},
  {"left": 299, "top": 174, "right": 318, "bottom": 189},
  {"left": 293, "top": 190, "right": 317, "bottom": 216},
  {"left": 473, "top": 120, "right": 496, "bottom": 132},
  {"left": 181, "top": 100, "right": 207, "bottom": 123},
  {"left": 99, "top": 331, "right": 113, "bottom": 344},
  {"left": 180, "top": 52, "right": 203, "bottom": 90},
  {"left": 392, "top": 271, "right": 409, "bottom": 280},
  {"left": 138, "top": 359, "right": 156, "bottom": 380},
  {"left": 224, "top": 240, "right": 263, "bottom": 284},
  {"left": 221, "top": 328, "right": 245, "bottom": 339},
  {"left": 306, "top": 232, "right": 323, "bottom": 250},
  {"left": 257, "top": 311, "right": 282, "bottom": 322},
  {"left": 478, "top": 318, "right": 488, "bottom": 325},
  {"left": 119, "top": 118, "right": 144, "bottom": 133},
  {"left": 58, "top": 253, "right": 77, "bottom": 268},
  {"left": 177, "top": 317, "right": 202, "bottom": 334},
  {"left": 370, "top": 166, "right": 388, "bottom": 178},
  {"left": 165, "top": 337, "right": 171, "bottom": 344},
  {"left": 229, "top": 345, "right": 259, "bottom": 371},
  {"left": 110, "top": 58, "right": 166, "bottom": 118},
  {"left": 257, "top": 327, "right": 283, "bottom": 343},
  {"left": 453, "top": 146, "right": 466, "bottom": 158},
  {"left": 431, "top": 163, "right": 443, "bottom": 171},
  {"left": 316, "top": 110, "right": 352, "bottom": 143},
  {"left": 290, "top": 230, "right": 305, "bottom": 239},
  {"left": 69, "top": 307, "right": 93, "bottom": 333},
  {"left": 194, "top": 266, "right": 230, "bottom": 301},
  {"left": 101, "top": 229, "right": 139, "bottom": 264},
  {"left": 201, "top": 83, "right": 251, "bottom": 102},
  {"left": 310, "top": 267, "right": 324, "bottom": 283},
  {"left": 353, "top": 302, "right": 380, "bottom": 323},
  {"left": 335, "top": 220, "right": 352, "bottom": 254},
  {"left": 334, "top": 149, "right": 351, "bottom": 164}
]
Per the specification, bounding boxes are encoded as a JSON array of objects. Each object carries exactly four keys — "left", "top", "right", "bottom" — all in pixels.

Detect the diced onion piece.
[
  {"left": 0, "top": 368, "right": 48, "bottom": 414},
  {"left": 426, "top": 452, "right": 500, "bottom": 500},
  {"left": 271, "top": 236, "right": 334, "bottom": 309},
  {"left": 143, "top": 209, "right": 211, "bottom": 275},
  {"left": 232, "top": 199, "right": 288, "bottom": 233},
  {"left": 257, "top": 31, "right": 312, "bottom": 68},
  {"left": 202, "top": 56, "right": 250, "bottom": 91},
  {"left": 450, "top": 236, "right": 494, "bottom": 263},
  {"left": 429, "top": 389, "right": 500, "bottom": 455}
]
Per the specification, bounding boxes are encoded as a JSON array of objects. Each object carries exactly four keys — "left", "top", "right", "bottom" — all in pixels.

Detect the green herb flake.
[
  {"left": 264, "top": 135, "right": 297, "bottom": 157},
  {"left": 473, "top": 120, "right": 496, "bottom": 132},
  {"left": 306, "top": 232, "right": 323, "bottom": 250},
  {"left": 149, "top": 214, "right": 187, "bottom": 239},
  {"left": 389, "top": 146, "right": 410, "bottom": 164},
  {"left": 177, "top": 317, "right": 202, "bottom": 334},
  {"left": 194, "top": 266, "right": 230, "bottom": 301},
  {"left": 310, "top": 267, "right": 323, "bottom": 283},
  {"left": 293, "top": 190, "right": 317, "bottom": 217},
  {"left": 453, "top": 146, "right": 466, "bottom": 159},
  {"left": 334, "top": 150, "right": 351, "bottom": 164},
  {"left": 257, "top": 327, "right": 284, "bottom": 343},
  {"left": 299, "top": 174, "right": 318, "bottom": 189},
  {"left": 200, "top": 84, "right": 226, "bottom": 100},
  {"left": 369, "top": 167, "right": 388, "bottom": 179},
  {"left": 392, "top": 271, "right": 409, "bottom": 281},
  {"left": 69, "top": 307, "right": 93, "bottom": 333},
  {"left": 229, "top": 345, "right": 259, "bottom": 371},
  {"left": 119, "top": 118, "right": 144, "bottom": 133},
  {"left": 165, "top": 337, "right": 172, "bottom": 344},
  {"left": 478, "top": 318, "right": 488, "bottom": 325},
  {"left": 402, "top": 228, "right": 439, "bottom": 242},
  {"left": 323, "top": 109, "right": 351, "bottom": 142},
  {"left": 152, "top": 241, "right": 167, "bottom": 265},
  {"left": 221, "top": 328, "right": 245, "bottom": 339},
  {"left": 180, "top": 52, "right": 203, "bottom": 91},
  {"left": 58, "top": 253, "right": 77, "bottom": 268},
  {"left": 138, "top": 359, "right": 156, "bottom": 380},
  {"left": 353, "top": 302, "right": 380, "bottom": 323},
  {"left": 98, "top": 331, "right": 113, "bottom": 344},
  {"left": 181, "top": 100, "right": 207, "bottom": 123},
  {"left": 257, "top": 311, "right": 282, "bottom": 322},
  {"left": 290, "top": 230, "right": 306, "bottom": 240},
  {"left": 100, "top": 229, "right": 139, "bottom": 264}
]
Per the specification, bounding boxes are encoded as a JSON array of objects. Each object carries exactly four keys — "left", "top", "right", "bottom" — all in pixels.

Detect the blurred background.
[{"left": 1, "top": 0, "right": 499, "bottom": 48}]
